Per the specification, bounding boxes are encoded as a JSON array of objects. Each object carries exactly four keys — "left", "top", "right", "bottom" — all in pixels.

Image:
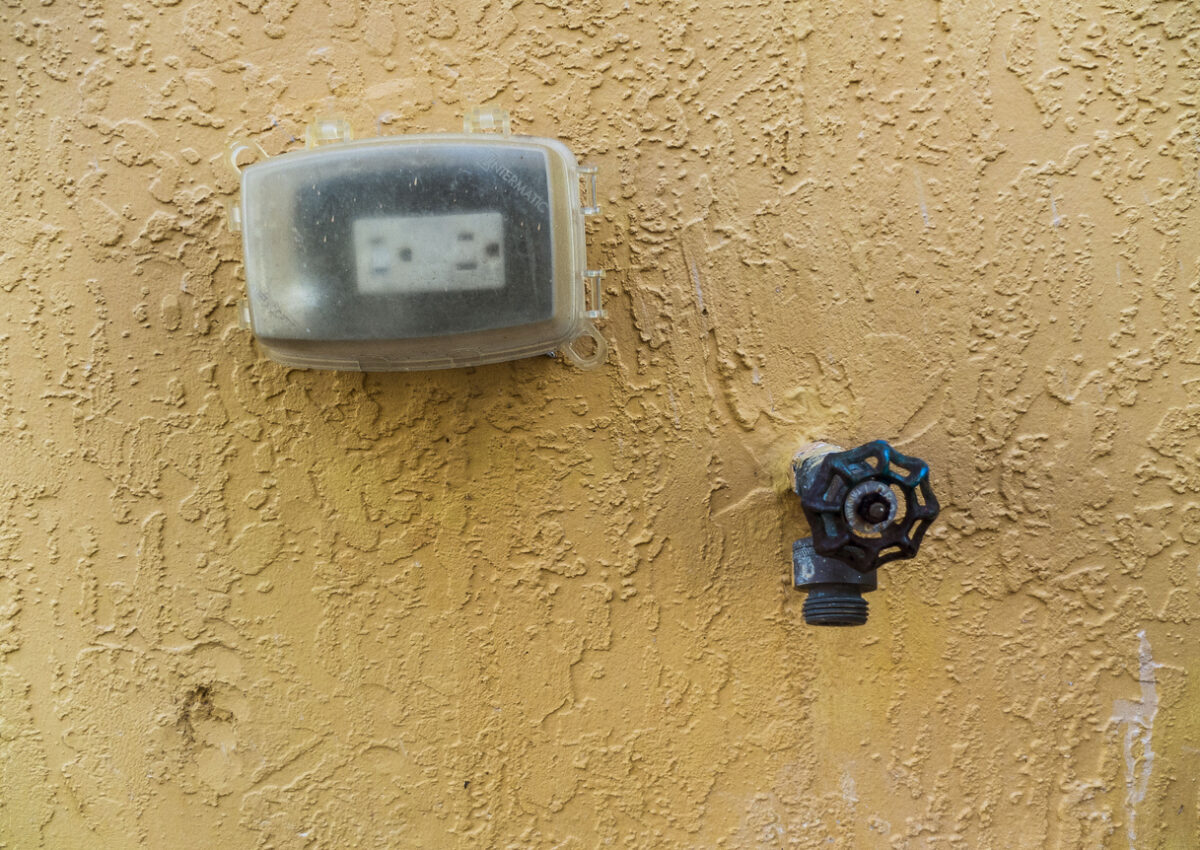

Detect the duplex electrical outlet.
[{"left": 353, "top": 212, "right": 506, "bottom": 295}]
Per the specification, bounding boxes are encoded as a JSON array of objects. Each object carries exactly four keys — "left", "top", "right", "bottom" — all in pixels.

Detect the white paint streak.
[
  {"left": 688, "top": 259, "right": 705, "bottom": 313},
  {"left": 914, "top": 172, "right": 932, "bottom": 228},
  {"left": 840, "top": 768, "right": 858, "bottom": 806},
  {"left": 1111, "top": 629, "right": 1159, "bottom": 850},
  {"left": 1051, "top": 194, "right": 1063, "bottom": 228}
]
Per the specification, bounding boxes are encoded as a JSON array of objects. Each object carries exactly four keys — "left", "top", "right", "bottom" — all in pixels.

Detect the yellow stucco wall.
[{"left": 2, "top": 0, "right": 1199, "bottom": 846}]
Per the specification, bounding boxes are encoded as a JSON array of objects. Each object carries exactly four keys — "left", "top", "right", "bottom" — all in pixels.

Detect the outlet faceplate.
[{"left": 353, "top": 212, "right": 506, "bottom": 294}]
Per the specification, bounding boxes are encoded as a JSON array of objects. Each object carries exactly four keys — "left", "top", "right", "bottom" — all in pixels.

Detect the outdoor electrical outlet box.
[{"left": 227, "top": 108, "right": 607, "bottom": 371}]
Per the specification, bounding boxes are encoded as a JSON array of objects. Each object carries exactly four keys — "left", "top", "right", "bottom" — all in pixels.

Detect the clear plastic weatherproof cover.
[{"left": 227, "top": 109, "right": 605, "bottom": 371}]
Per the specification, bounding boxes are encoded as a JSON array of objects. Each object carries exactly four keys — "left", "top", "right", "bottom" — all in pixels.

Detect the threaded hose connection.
[{"left": 801, "top": 585, "right": 869, "bottom": 627}]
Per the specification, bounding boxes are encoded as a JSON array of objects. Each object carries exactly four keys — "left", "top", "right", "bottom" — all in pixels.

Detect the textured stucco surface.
[{"left": 2, "top": 0, "right": 1200, "bottom": 847}]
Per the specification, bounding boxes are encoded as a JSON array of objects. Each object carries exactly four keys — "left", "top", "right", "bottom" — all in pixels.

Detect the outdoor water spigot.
[{"left": 790, "top": 440, "right": 940, "bottom": 626}]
